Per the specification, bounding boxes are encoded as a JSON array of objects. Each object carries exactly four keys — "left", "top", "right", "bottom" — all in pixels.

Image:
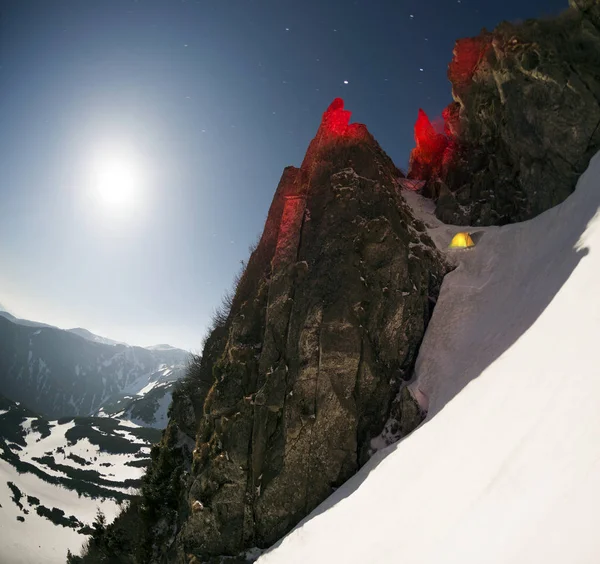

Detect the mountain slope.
[
  {"left": 0, "top": 394, "right": 161, "bottom": 563},
  {"left": 94, "top": 369, "right": 179, "bottom": 429},
  {"left": 66, "top": 327, "right": 126, "bottom": 347},
  {"left": 0, "top": 311, "right": 55, "bottom": 329},
  {"left": 255, "top": 152, "right": 600, "bottom": 563},
  {"left": 0, "top": 315, "right": 188, "bottom": 419}
]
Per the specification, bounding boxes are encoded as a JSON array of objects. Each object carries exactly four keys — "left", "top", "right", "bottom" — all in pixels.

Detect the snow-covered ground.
[
  {"left": 0, "top": 401, "right": 159, "bottom": 564},
  {"left": 10, "top": 416, "right": 150, "bottom": 487},
  {"left": 0, "top": 463, "right": 120, "bottom": 564},
  {"left": 257, "top": 153, "right": 600, "bottom": 564}
]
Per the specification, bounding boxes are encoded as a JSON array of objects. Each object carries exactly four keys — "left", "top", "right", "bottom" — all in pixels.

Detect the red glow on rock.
[
  {"left": 321, "top": 98, "right": 364, "bottom": 140},
  {"left": 272, "top": 195, "right": 306, "bottom": 270},
  {"left": 413, "top": 109, "right": 449, "bottom": 166},
  {"left": 448, "top": 37, "right": 490, "bottom": 91},
  {"left": 408, "top": 108, "right": 460, "bottom": 181},
  {"left": 442, "top": 103, "right": 461, "bottom": 137}
]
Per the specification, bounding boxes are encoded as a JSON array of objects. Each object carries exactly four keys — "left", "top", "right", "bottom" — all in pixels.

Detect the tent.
[{"left": 449, "top": 232, "right": 475, "bottom": 249}]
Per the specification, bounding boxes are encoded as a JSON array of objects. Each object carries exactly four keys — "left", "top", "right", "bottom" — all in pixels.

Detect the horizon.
[
  {"left": 0, "top": 307, "right": 190, "bottom": 351},
  {"left": 0, "top": 0, "right": 567, "bottom": 352}
]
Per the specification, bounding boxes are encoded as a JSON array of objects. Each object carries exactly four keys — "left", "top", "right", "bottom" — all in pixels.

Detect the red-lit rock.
[
  {"left": 319, "top": 97, "right": 366, "bottom": 139},
  {"left": 442, "top": 102, "right": 461, "bottom": 138},
  {"left": 300, "top": 98, "right": 371, "bottom": 173},
  {"left": 408, "top": 109, "right": 450, "bottom": 181},
  {"left": 448, "top": 36, "right": 491, "bottom": 104},
  {"left": 409, "top": 5, "right": 600, "bottom": 227}
]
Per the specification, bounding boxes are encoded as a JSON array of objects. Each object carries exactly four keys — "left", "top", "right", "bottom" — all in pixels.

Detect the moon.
[{"left": 90, "top": 154, "right": 141, "bottom": 211}]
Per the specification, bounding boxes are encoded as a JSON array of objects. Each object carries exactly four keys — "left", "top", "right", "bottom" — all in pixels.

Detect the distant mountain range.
[
  {"left": 66, "top": 327, "right": 126, "bottom": 347},
  {"left": 0, "top": 309, "right": 182, "bottom": 351},
  {"left": 0, "top": 311, "right": 190, "bottom": 425}
]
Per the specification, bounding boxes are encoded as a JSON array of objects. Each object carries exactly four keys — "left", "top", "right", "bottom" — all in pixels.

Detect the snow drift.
[{"left": 257, "top": 152, "right": 600, "bottom": 564}]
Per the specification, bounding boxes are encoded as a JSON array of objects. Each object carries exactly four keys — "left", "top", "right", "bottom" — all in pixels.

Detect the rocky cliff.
[
  {"left": 409, "top": 0, "right": 600, "bottom": 226},
  {"left": 175, "top": 99, "right": 450, "bottom": 560},
  {"left": 80, "top": 99, "right": 450, "bottom": 564}
]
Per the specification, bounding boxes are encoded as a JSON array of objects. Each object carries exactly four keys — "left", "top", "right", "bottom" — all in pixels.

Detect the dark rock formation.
[
  {"left": 174, "top": 98, "right": 450, "bottom": 560},
  {"left": 409, "top": 0, "right": 600, "bottom": 226},
  {"left": 125, "top": 99, "right": 450, "bottom": 563}
]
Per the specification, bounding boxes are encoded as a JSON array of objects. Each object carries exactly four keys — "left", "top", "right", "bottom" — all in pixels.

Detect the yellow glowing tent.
[{"left": 449, "top": 232, "right": 475, "bottom": 249}]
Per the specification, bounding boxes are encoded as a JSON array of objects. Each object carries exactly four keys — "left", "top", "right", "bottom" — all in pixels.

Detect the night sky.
[{"left": 0, "top": 0, "right": 567, "bottom": 351}]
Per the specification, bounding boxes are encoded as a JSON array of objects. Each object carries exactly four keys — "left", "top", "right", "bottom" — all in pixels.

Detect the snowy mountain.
[
  {"left": 146, "top": 343, "right": 182, "bottom": 352},
  {"left": 0, "top": 313, "right": 189, "bottom": 421},
  {"left": 0, "top": 394, "right": 161, "bottom": 563},
  {"left": 0, "top": 310, "right": 55, "bottom": 329},
  {"left": 255, "top": 151, "right": 600, "bottom": 564},
  {"left": 93, "top": 364, "right": 181, "bottom": 428},
  {"left": 66, "top": 327, "right": 127, "bottom": 347}
]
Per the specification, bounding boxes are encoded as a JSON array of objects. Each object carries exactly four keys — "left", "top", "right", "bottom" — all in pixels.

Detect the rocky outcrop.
[
  {"left": 173, "top": 98, "right": 450, "bottom": 560},
  {"left": 409, "top": 1, "right": 600, "bottom": 225},
  {"left": 128, "top": 99, "right": 450, "bottom": 563}
]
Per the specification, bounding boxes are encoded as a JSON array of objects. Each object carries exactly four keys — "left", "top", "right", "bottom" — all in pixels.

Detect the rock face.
[
  {"left": 409, "top": 1, "right": 600, "bottom": 225},
  {"left": 133, "top": 99, "right": 450, "bottom": 563}
]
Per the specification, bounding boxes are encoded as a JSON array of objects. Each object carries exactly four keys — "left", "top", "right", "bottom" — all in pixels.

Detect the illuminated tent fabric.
[{"left": 449, "top": 232, "right": 475, "bottom": 248}]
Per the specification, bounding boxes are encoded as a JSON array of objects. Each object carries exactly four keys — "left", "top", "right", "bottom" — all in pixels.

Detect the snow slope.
[{"left": 257, "top": 152, "right": 600, "bottom": 564}]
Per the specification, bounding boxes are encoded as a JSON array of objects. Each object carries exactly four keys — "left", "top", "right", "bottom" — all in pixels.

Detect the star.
[
  {"left": 343, "top": 80, "right": 349, "bottom": 84},
  {"left": 419, "top": 68, "right": 424, "bottom": 72},
  {"left": 410, "top": 14, "right": 414, "bottom": 19}
]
